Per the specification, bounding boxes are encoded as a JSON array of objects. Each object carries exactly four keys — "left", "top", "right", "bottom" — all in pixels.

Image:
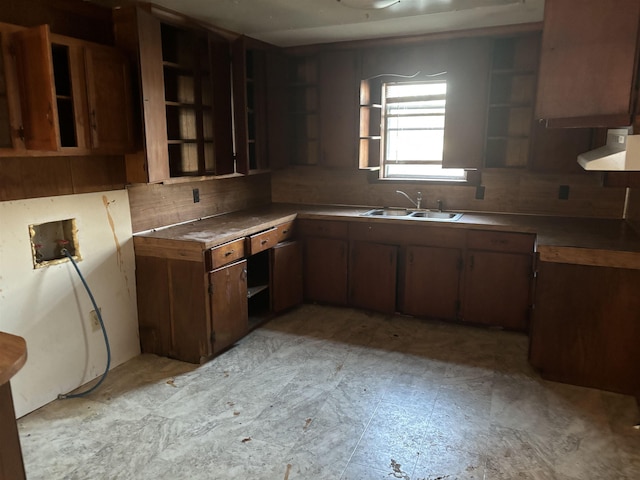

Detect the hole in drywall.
[{"left": 29, "top": 218, "right": 80, "bottom": 268}]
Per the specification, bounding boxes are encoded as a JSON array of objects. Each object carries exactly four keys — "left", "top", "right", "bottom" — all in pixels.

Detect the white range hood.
[{"left": 578, "top": 128, "right": 640, "bottom": 171}]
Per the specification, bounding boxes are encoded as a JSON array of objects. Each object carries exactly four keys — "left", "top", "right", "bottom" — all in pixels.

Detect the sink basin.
[
  {"left": 361, "top": 208, "right": 463, "bottom": 222},
  {"left": 362, "top": 208, "right": 412, "bottom": 217},
  {"left": 409, "top": 211, "right": 463, "bottom": 221}
]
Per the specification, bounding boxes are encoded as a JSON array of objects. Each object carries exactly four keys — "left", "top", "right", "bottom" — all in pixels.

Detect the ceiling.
[{"left": 93, "top": 0, "right": 544, "bottom": 47}]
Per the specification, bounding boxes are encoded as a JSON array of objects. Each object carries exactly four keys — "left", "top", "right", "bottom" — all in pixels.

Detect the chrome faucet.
[{"left": 396, "top": 190, "right": 422, "bottom": 209}]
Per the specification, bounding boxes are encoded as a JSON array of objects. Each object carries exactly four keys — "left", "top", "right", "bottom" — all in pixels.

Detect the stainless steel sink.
[
  {"left": 361, "top": 208, "right": 463, "bottom": 222},
  {"left": 362, "top": 208, "right": 412, "bottom": 217},
  {"left": 409, "top": 211, "right": 463, "bottom": 221}
]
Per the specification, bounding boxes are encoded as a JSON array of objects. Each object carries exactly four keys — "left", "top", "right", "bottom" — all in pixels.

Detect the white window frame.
[{"left": 380, "top": 80, "right": 466, "bottom": 181}]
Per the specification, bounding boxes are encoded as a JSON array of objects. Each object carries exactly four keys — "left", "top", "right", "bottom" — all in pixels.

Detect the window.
[{"left": 381, "top": 81, "right": 465, "bottom": 181}]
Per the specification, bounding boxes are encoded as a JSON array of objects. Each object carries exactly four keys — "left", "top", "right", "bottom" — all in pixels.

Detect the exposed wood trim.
[{"left": 537, "top": 245, "right": 640, "bottom": 269}]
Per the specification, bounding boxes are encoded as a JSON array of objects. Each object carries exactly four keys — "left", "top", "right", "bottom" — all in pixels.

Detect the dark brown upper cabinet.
[
  {"left": 232, "top": 36, "right": 269, "bottom": 175},
  {"left": 443, "top": 37, "right": 492, "bottom": 169},
  {"left": 536, "top": 0, "right": 640, "bottom": 128},
  {"left": 319, "top": 49, "right": 359, "bottom": 168},
  {"left": 114, "top": 5, "right": 235, "bottom": 183},
  {"left": 8, "top": 24, "right": 134, "bottom": 156}
]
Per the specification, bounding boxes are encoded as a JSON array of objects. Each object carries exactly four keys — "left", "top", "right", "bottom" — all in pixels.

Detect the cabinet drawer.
[
  {"left": 298, "top": 219, "right": 348, "bottom": 239},
  {"left": 349, "top": 222, "right": 466, "bottom": 248},
  {"left": 205, "top": 238, "right": 245, "bottom": 271},
  {"left": 275, "top": 221, "right": 295, "bottom": 243},
  {"left": 246, "top": 228, "right": 280, "bottom": 255},
  {"left": 467, "top": 230, "right": 535, "bottom": 253}
]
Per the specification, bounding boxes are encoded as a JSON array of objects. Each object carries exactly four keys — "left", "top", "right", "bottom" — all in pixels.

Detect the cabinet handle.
[
  {"left": 282, "top": 229, "right": 289, "bottom": 234},
  {"left": 241, "top": 269, "right": 247, "bottom": 281},
  {"left": 224, "top": 250, "right": 234, "bottom": 257},
  {"left": 46, "top": 103, "right": 53, "bottom": 126},
  {"left": 261, "top": 239, "right": 268, "bottom": 245}
]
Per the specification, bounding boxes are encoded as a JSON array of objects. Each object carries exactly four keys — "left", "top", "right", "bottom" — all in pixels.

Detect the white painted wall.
[{"left": 0, "top": 190, "right": 140, "bottom": 417}]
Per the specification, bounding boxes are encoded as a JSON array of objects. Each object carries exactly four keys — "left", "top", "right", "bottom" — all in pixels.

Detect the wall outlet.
[{"left": 89, "top": 308, "right": 102, "bottom": 332}]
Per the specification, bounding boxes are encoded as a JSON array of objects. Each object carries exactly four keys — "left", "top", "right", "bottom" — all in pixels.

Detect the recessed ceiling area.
[{"left": 94, "top": 0, "right": 544, "bottom": 46}]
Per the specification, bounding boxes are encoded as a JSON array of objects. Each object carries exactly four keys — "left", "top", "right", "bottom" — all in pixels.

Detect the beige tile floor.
[{"left": 18, "top": 304, "right": 640, "bottom": 479}]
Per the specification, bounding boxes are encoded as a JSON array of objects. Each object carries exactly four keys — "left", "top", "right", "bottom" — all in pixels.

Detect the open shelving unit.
[
  {"left": 161, "top": 23, "right": 215, "bottom": 176},
  {"left": 484, "top": 35, "right": 540, "bottom": 168}
]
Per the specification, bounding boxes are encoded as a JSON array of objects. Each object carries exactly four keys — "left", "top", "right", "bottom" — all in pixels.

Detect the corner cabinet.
[
  {"left": 298, "top": 219, "right": 349, "bottom": 306},
  {"left": 536, "top": 0, "right": 640, "bottom": 127}
]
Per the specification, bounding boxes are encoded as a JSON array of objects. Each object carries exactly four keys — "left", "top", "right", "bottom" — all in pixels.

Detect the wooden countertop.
[
  {"left": 0, "top": 332, "right": 27, "bottom": 386},
  {"left": 134, "top": 203, "right": 640, "bottom": 269}
]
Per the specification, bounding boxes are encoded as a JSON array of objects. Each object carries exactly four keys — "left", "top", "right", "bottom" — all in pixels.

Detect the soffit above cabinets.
[{"left": 92, "top": 0, "right": 544, "bottom": 47}]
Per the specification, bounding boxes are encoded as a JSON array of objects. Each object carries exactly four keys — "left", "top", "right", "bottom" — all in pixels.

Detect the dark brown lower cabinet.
[
  {"left": 303, "top": 236, "right": 349, "bottom": 305},
  {"left": 530, "top": 261, "right": 640, "bottom": 398},
  {"left": 134, "top": 221, "right": 301, "bottom": 364},
  {"left": 135, "top": 255, "right": 213, "bottom": 363},
  {"left": 461, "top": 250, "right": 533, "bottom": 330},
  {"left": 209, "top": 260, "right": 248, "bottom": 355},
  {"left": 401, "top": 245, "right": 462, "bottom": 320},
  {"left": 270, "top": 240, "right": 303, "bottom": 313},
  {"left": 349, "top": 241, "right": 397, "bottom": 313}
]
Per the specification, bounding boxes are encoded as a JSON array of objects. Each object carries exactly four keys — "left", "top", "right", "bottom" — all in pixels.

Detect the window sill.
[{"left": 365, "top": 168, "right": 481, "bottom": 186}]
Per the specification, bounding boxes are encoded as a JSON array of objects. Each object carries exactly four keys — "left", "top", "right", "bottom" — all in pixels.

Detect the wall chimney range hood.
[{"left": 578, "top": 127, "right": 640, "bottom": 171}]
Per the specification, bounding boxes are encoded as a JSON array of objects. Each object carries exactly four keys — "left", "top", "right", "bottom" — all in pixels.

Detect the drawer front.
[
  {"left": 349, "top": 222, "right": 466, "bottom": 248},
  {"left": 467, "top": 230, "right": 535, "bottom": 253},
  {"left": 246, "top": 228, "right": 281, "bottom": 255},
  {"left": 205, "top": 238, "right": 245, "bottom": 271},
  {"left": 298, "top": 219, "right": 348, "bottom": 239},
  {"left": 275, "top": 221, "right": 295, "bottom": 243}
]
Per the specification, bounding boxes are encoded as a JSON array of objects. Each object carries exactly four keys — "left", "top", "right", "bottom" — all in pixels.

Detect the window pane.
[
  {"left": 386, "top": 130, "right": 444, "bottom": 161},
  {"left": 386, "top": 82, "right": 447, "bottom": 98},
  {"left": 381, "top": 80, "right": 455, "bottom": 180},
  {"left": 387, "top": 115, "right": 445, "bottom": 130}
]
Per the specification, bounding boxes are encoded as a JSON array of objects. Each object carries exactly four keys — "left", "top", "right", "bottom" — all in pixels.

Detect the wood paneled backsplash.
[
  {"left": 128, "top": 173, "right": 272, "bottom": 233},
  {"left": 271, "top": 166, "right": 626, "bottom": 219}
]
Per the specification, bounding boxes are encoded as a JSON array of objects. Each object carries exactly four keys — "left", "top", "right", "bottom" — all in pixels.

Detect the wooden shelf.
[{"left": 247, "top": 284, "right": 269, "bottom": 299}]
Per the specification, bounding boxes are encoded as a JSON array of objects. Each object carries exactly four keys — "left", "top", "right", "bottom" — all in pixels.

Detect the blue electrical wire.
[{"left": 58, "top": 249, "right": 111, "bottom": 399}]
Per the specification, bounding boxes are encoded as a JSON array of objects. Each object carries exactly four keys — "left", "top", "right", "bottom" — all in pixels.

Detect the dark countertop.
[{"left": 133, "top": 203, "right": 640, "bottom": 268}]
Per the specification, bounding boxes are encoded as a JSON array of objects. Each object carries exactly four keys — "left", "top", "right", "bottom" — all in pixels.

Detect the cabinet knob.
[{"left": 224, "top": 250, "right": 234, "bottom": 257}]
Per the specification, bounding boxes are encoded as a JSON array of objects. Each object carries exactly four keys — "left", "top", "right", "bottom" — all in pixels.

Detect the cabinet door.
[
  {"left": 319, "top": 50, "right": 359, "bottom": 167},
  {"left": 114, "top": 6, "right": 170, "bottom": 182},
  {"left": 270, "top": 240, "right": 303, "bottom": 313},
  {"left": 0, "top": 27, "right": 24, "bottom": 153},
  {"left": 349, "top": 241, "right": 397, "bottom": 314},
  {"left": 12, "top": 25, "right": 59, "bottom": 151},
  {"left": 443, "top": 37, "right": 491, "bottom": 169},
  {"left": 530, "top": 261, "right": 640, "bottom": 397},
  {"left": 536, "top": 0, "right": 640, "bottom": 126},
  {"left": 401, "top": 245, "right": 461, "bottom": 320},
  {"left": 303, "top": 236, "right": 348, "bottom": 305},
  {"left": 84, "top": 44, "right": 134, "bottom": 152},
  {"left": 462, "top": 250, "right": 532, "bottom": 330},
  {"left": 209, "top": 259, "right": 248, "bottom": 354},
  {"left": 529, "top": 122, "right": 595, "bottom": 173}
]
